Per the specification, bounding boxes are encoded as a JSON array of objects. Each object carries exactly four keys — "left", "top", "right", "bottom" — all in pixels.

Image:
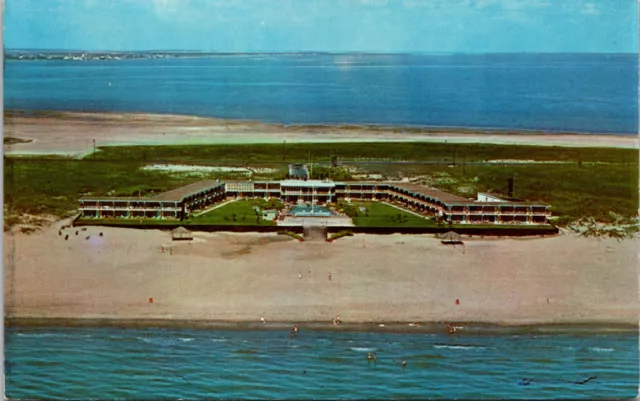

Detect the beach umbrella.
[
  {"left": 171, "top": 226, "right": 193, "bottom": 241},
  {"left": 440, "top": 231, "right": 462, "bottom": 244}
]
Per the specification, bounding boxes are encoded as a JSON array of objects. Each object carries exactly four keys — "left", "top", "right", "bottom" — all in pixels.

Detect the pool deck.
[
  {"left": 289, "top": 206, "right": 333, "bottom": 218},
  {"left": 277, "top": 216, "right": 354, "bottom": 227}
]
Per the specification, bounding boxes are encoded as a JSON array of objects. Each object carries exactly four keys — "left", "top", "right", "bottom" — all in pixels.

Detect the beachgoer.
[
  {"left": 402, "top": 360, "right": 407, "bottom": 369},
  {"left": 261, "top": 317, "right": 266, "bottom": 324},
  {"left": 298, "top": 272, "right": 303, "bottom": 279},
  {"left": 373, "top": 353, "right": 377, "bottom": 363},
  {"left": 328, "top": 273, "right": 332, "bottom": 281},
  {"left": 367, "top": 353, "right": 372, "bottom": 362}
]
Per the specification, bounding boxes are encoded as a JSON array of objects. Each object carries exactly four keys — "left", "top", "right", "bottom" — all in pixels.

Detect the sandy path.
[
  {"left": 4, "top": 220, "right": 638, "bottom": 325},
  {"left": 4, "top": 112, "right": 638, "bottom": 156}
]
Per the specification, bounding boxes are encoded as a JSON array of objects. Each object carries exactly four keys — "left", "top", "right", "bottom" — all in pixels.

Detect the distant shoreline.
[
  {"left": 4, "top": 110, "right": 638, "bottom": 156},
  {"left": 5, "top": 108, "right": 637, "bottom": 137}
]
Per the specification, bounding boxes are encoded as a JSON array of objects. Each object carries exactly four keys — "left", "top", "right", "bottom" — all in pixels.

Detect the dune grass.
[{"left": 89, "top": 142, "right": 638, "bottom": 164}]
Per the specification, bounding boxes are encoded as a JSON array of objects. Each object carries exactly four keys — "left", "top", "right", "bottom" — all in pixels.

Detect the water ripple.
[{"left": 5, "top": 326, "right": 639, "bottom": 399}]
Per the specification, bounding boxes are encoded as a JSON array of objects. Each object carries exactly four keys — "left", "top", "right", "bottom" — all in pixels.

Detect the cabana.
[
  {"left": 440, "top": 231, "right": 463, "bottom": 245},
  {"left": 171, "top": 226, "right": 193, "bottom": 241}
]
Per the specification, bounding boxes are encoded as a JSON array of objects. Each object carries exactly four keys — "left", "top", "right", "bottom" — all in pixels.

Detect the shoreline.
[
  {"left": 4, "top": 110, "right": 638, "bottom": 156},
  {"left": 5, "top": 221, "right": 638, "bottom": 328},
  {"left": 6, "top": 108, "right": 638, "bottom": 137},
  {"left": 6, "top": 317, "right": 638, "bottom": 334}
]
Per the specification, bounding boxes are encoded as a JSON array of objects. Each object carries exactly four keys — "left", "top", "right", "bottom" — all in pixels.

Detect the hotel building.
[{"left": 79, "top": 178, "right": 551, "bottom": 225}]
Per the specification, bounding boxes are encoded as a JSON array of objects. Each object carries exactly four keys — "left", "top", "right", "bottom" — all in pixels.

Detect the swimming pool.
[{"left": 290, "top": 205, "right": 332, "bottom": 217}]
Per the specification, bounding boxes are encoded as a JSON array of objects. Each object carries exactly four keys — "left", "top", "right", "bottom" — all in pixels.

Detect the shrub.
[
  {"left": 329, "top": 230, "right": 354, "bottom": 241},
  {"left": 278, "top": 231, "right": 303, "bottom": 241}
]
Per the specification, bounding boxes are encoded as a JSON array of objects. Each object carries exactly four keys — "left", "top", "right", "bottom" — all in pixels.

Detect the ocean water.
[
  {"left": 4, "top": 53, "right": 638, "bottom": 134},
  {"left": 4, "top": 326, "right": 638, "bottom": 399}
]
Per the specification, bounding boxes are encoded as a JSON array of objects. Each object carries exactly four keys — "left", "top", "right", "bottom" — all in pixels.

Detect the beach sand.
[
  {"left": 4, "top": 111, "right": 638, "bottom": 157},
  {"left": 4, "top": 219, "right": 638, "bottom": 326}
]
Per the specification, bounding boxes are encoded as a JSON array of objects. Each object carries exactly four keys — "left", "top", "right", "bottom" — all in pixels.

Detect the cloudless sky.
[{"left": 5, "top": 0, "right": 638, "bottom": 53}]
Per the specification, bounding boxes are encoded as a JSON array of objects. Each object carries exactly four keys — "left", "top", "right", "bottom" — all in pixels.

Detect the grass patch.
[
  {"left": 339, "top": 201, "right": 436, "bottom": 227},
  {"left": 90, "top": 142, "right": 638, "bottom": 164},
  {"left": 187, "top": 200, "right": 276, "bottom": 226}
]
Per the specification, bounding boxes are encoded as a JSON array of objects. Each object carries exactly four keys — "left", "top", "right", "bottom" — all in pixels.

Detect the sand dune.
[
  {"left": 4, "top": 219, "right": 638, "bottom": 325},
  {"left": 4, "top": 111, "right": 638, "bottom": 156}
]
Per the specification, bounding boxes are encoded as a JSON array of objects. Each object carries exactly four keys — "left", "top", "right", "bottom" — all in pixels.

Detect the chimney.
[{"left": 508, "top": 177, "right": 514, "bottom": 198}]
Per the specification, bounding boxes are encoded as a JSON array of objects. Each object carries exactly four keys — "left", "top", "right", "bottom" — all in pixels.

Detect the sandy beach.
[
  {"left": 4, "top": 111, "right": 638, "bottom": 157},
  {"left": 4, "top": 218, "right": 638, "bottom": 326}
]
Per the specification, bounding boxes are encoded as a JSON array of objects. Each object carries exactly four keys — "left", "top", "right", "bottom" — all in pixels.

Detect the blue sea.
[
  {"left": 4, "top": 325, "right": 638, "bottom": 399},
  {"left": 4, "top": 53, "right": 638, "bottom": 134}
]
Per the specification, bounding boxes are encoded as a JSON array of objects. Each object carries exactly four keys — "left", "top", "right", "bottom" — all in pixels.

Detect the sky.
[{"left": 4, "top": 0, "right": 638, "bottom": 53}]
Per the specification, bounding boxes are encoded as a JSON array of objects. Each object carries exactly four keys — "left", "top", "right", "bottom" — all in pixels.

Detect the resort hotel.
[{"left": 79, "top": 175, "right": 551, "bottom": 226}]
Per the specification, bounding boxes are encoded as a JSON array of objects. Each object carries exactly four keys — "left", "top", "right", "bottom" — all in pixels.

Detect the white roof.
[{"left": 280, "top": 180, "right": 335, "bottom": 187}]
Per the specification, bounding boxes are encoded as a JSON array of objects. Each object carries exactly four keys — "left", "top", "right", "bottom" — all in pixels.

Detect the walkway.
[
  {"left": 192, "top": 200, "right": 235, "bottom": 217},
  {"left": 382, "top": 202, "right": 431, "bottom": 220}
]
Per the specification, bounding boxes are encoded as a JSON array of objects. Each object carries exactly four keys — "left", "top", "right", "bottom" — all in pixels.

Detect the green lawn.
[
  {"left": 187, "top": 200, "right": 277, "bottom": 226},
  {"left": 342, "top": 201, "right": 436, "bottom": 227}
]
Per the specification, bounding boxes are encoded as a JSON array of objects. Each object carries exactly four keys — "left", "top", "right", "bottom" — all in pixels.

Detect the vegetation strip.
[{"left": 4, "top": 143, "right": 638, "bottom": 232}]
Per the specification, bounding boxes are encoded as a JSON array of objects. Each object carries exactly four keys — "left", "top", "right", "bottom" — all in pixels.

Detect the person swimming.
[
  {"left": 367, "top": 352, "right": 372, "bottom": 363},
  {"left": 402, "top": 360, "right": 407, "bottom": 369}
]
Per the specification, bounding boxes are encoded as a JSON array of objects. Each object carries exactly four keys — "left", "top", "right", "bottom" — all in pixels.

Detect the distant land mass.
[
  {"left": 5, "top": 50, "right": 637, "bottom": 61},
  {"left": 5, "top": 50, "right": 236, "bottom": 61},
  {"left": 4, "top": 50, "right": 422, "bottom": 61}
]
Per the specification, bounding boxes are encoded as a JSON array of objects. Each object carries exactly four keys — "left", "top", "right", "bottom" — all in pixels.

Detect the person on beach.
[
  {"left": 373, "top": 353, "right": 377, "bottom": 364},
  {"left": 298, "top": 272, "right": 302, "bottom": 279},
  {"left": 328, "top": 273, "right": 332, "bottom": 281},
  {"left": 367, "top": 353, "right": 372, "bottom": 363},
  {"left": 402, "top": 360, "right": 407, "bottom": 370}
]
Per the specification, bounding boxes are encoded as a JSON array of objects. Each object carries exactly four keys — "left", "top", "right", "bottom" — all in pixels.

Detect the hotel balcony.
[{"left": 80, "top": 206, "right": 180, "bottom": 212}]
